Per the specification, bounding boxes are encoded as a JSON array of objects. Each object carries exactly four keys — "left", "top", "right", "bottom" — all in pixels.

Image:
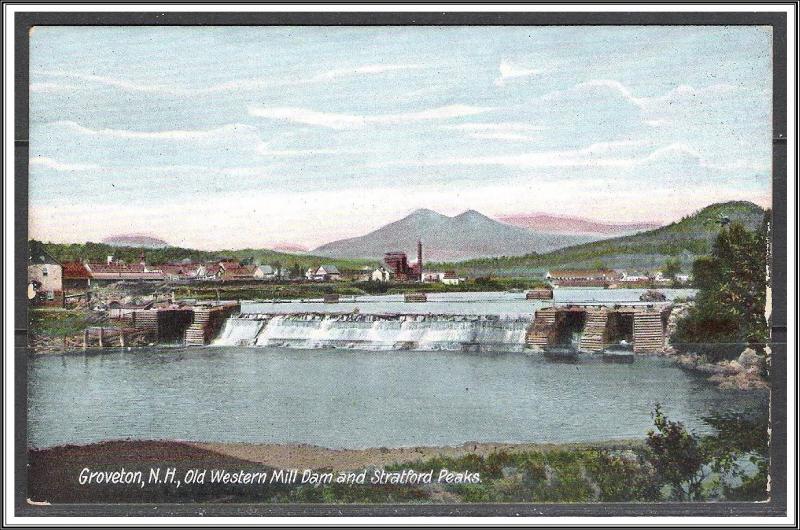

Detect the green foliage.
[
  {"left": 673, "top": 212, "right": 770, "bottom": 360},
  {"left": 700, "top": 411, "right": 769, "bottom": 501},
  {"left": 662, "top": 257, "right": 682, "bottom": 279},
  {"left": 31, "top": 240, "right": 374, "bottom": 272},
  {"left": 433, "top": 201, "right": 764, "bottom": 276},
  {"left": 645, "top": 404, "right": 707, "bottom": 500},
  {"left": 29, "top": 309, "right": 106, "bottom": 337}
]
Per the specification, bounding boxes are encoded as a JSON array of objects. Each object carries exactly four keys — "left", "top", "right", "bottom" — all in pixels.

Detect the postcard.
[{"left": 11, "top": 9, "right": 792, "bottom": 523}]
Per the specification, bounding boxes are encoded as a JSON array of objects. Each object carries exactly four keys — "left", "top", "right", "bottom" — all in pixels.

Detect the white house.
[
  {"left": 312, "top": 265, "right": 341, "bottom": 281},
  {"left": 422, "top": 271, "right": 446, "bottom": 283},
  {"left": 441, "top": 271, "right": 463, "bottom": 286},
  {"left": 254, "top": 265, "right": 276, "bottom": 281},
  {"left": 371, "top": 267, "right": 391, "bottom": 283},
  {"left": 619, "top": 271, "right": 649, "bottom": 282}
]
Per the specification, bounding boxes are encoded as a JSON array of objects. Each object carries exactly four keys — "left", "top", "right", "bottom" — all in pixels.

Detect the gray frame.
[{"left": 13, "top": 9, "right": 791, "bottom": 518}]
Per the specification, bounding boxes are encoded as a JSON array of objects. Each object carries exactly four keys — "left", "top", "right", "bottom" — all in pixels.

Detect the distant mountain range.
[
  {"left": 271, "top": 243, "right": 308, "bottom": 253},
  {"left": 497, "top": 213, "right": 660, "bottom": 236},
  {"left": 312, "top": 208, "right": 598, "bottom": 261},
  {"left": 101, "top": 234, "right": 169, "bottom": 248}
]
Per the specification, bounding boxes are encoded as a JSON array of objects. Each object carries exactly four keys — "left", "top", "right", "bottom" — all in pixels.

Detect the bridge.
[{"left": 525, "top": 304, "right": 670, "bottom": 354}]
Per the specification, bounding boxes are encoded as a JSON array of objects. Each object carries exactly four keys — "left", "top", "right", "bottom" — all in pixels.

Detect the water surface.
[{"left": 28, "top": 347, "right": 764, "bottom": 449}]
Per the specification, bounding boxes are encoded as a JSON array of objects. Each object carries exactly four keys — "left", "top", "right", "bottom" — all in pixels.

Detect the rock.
[{"left": 738, "top": 348, "right": 762, "bottom": 370}]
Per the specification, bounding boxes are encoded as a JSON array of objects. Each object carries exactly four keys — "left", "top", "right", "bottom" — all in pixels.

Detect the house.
[
  {"left": 545, "top": 269, "right": 623, "bottom": 288},
  {"left": 674, "top": 273, "right": 691, "bottom": 284},
  {"left": 619, "top": 271, "right": 650, "bottom": 283},
  {"left": 195, "top": 263, "right": 223, "bottom": 281},
  {"left": 85, "top": 262, "right": 165, "bottom": 283},
  {"left": 254, "top": 265, "right": 277, "bottom": 281},
  {"left": 28, "top": 245, "right": 63, "bottom": 306},
  {"left": 312, "top": 265, "right": 341, "bottom": 281},
  {"left": 422, "top": 271, "right": 446, "bottom": 283},
  {"left": 160, "top": 264, "right": 197, "bottom": 281},
  {"left": 441, "top": 271, "right": 463, "bottom": 286},
  {"left": 220, "top": 262, "right": 257, "bottom": 281},
  {"left": 340, "top": 266, "right": 373, "bottom": 282},
  {"left": 371, "top": 266, "right": 392, "bottom": 283},
  {"left": 62, "top": 261, "right": 92, "bottom": 291}
]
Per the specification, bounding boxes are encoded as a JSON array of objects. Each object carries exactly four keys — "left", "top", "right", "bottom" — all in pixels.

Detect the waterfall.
[
  {"left": 213, "top": 313, "right": 532, "bottom": 352},
  {"left": 213, "top": 318, "right": 265, "bottom": 347}
]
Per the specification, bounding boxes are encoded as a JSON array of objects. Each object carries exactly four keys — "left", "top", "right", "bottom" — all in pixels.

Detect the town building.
[
  {"left": 311, "top": 265, "right": 341, "bottom": 281},
  {"left": 28, "top": 246, "right": 63, "bottom": 306},
  {"left": 441, "top": 271, "right": 463, "bottom": 286},
  {"left": 340, "top": 266, "right": 373, "bottom": 282},
  {"left": 371, "top": 266, "right": 392, "bottom": 282},
  {"left": 545, "top": 269, "right": 623, "bottom": 288},
  {"left": 61, "top": 261, "right": 92, "bottom": 291},
  {"left": 85, "top": 255, "right": 166, "bottom": 283},
  {"left": 422, "top": 271, "right": 446, "bottom": 283},
  {"left": 254, "top": 265, "right": 276, "bottom": 281},
  {"left": 220, "top": 262, "right": 258, "bottom": 281}
]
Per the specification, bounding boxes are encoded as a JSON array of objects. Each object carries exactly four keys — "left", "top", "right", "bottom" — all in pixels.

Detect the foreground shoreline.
[{"left": 30, "top": 438, "right": 644, "bottom": 472}]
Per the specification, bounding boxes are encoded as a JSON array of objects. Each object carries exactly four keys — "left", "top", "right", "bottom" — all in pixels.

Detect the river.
[
  {"left": 27, "top": 347, "right": 765, "bottom": 449},
  {"left": 28, "top": 288, "right": 766, "bottom": 450}
]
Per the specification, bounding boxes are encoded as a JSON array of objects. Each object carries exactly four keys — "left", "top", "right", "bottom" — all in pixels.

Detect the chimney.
[{"left": 417, "top": 240, "right": 423, "bottom": 282}]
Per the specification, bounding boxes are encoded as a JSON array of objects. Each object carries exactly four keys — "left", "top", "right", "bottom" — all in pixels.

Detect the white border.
[{"left": 4, "top": 3, "right": 796, "bottom": 527}]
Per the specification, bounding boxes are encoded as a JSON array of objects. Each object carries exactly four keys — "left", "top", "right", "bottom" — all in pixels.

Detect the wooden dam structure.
[
  {"left": 525, "top": 304, "right": 670, "bottom": 354},
  {"left": 98, "top": 302, "right": 240, "bottom": 347}
]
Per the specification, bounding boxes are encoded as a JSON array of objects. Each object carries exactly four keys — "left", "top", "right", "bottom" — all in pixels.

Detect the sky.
[{"left": 29, "top": 26, "right": 772, "bottom": 250}]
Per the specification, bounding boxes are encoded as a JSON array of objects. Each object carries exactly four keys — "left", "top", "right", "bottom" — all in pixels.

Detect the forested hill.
[
  {"left": 437, "top": 201, "right": 767, "bottom": 277},
  {"left": 29, "top": 240, "right": 372, "bottom": 271}
]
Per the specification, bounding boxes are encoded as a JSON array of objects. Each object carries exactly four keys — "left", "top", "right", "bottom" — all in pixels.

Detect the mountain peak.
[
  {"left": 454, "top": 209, "right": 490, "bottom": 221},
  {"left": 408, "top": 208, "right": 446, "bottom": 218},
  {"left": 102, "top": 233, "right": 169, "bottom": 248},
  {"left": 313, "top": 207, "right": 595, "bottom": 261}
]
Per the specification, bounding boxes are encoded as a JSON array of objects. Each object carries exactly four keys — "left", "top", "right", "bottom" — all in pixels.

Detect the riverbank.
[
  {"left": 670, "top": 349, "right": 769, "bottom": 391},
  {"left": 188, "top": 439, "right": 644, "bottom": 472}
]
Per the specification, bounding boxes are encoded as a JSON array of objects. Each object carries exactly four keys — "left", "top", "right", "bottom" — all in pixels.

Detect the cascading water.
[
  {"left": 213, "top": 313, "right": 533, "bottom": 352},
  {"left": 213, "top": 318, "right": 265, "bottom": 347}
]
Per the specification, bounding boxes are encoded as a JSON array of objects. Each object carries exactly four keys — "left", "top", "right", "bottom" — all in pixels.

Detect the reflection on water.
[{"left": 28, "top": 347, "right": 765, "bottom": 449}]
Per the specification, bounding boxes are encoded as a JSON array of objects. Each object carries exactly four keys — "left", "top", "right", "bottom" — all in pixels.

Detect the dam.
[
  {"left": 526, "top": 305, "right": 669, "bottom": 353},
  {"left": 212, "top": 304, "right": 670, "bottom": 354},
  {"left": 213, "top": 312, "right": 533, "bottom": 352}
]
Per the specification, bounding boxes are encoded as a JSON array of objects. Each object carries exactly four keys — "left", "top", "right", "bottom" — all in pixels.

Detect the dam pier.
[{"left": 526, "top": 304, "right": 670, "bottom": 354}]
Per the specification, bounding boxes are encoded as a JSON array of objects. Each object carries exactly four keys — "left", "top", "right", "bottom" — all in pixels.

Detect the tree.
[
  {"left": 271, "top": 261, "right": 283, "bottom": 281},
  {"left": 673, "top": 213, "right": 770, "bottom": 359},
  {"left": 290, "top": 262, "right": 302, "bottom": 280},
  {"left": 662, "top": 257, "right": 682, "bottom": 279},
  {"left": 646, "top": 404, "right": 707, "bottom": 501}
]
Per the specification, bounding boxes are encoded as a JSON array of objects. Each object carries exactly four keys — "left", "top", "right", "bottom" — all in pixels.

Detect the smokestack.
[{"left": 417, "top": 240, "right": 423, "bottom": 282}]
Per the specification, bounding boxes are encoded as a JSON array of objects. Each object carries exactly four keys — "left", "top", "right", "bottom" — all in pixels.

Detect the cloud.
[
  {"left": 248, "top": 104, "right": 492, "bottom": 129},
  {"left": 29, "top": 156, "right": 101, "bottom": 171},
  {"left": 32, "top": 64, "right": 426, "bottom": 96},
  {"left": 370, "top": 140, "right": 765, "bottom": 173},
  {"left": 568, "top": 79, "right": 739, "bottom": 110},
  {"left": 445, "top": 122, "right": 546, "bottom": 142},
  {"left": 494, "top": 59, "right": 543, "bottom": 87},
  {"left": 30, "top": 82, "right": 81, "bottom": 93},
  {"left": 49, "top": 120, "right": 259, "bottom": 141}
]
